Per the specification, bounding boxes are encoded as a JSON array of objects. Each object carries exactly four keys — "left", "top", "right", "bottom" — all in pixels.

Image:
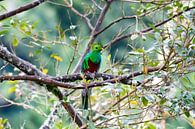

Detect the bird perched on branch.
[{"left": 81, "top": 43, "right": 103, "bottom": 110}]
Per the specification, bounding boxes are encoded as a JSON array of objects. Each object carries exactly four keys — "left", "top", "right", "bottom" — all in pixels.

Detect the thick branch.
[
  {"left": 0, "top": 46, "right": 43, "bottom": 76},
  {"left": 0, "top": 75, "right": 81, "bottom": 89},
  {"left": 0, "top": 46, "right": 84, "bottom": 127},
  {"left": 0, "top": 0, "right": 46, "bottom": 21},
  {"left": 0, "top": 65, "right": 162, "bottom": 89}
]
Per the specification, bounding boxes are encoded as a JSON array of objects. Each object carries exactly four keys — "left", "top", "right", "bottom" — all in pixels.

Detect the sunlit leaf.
[
  {"left": 148, "top": 60, "right": 159, "bottom": 67},
  {"left": 50, "top": 53, "right": 63, "bottom": 62},
  {"left": 130, "top": 100, "right": 138, "bottom": 105},
  {"left": 12, "top": 36, "right": 19, "bottom": 47},
  {"left": 8, "top": 86, "right": 16, "bottom": 94},
  {"left": 7, "top": 80, "right": 18, "bottom": 84},
  {"left": 107, "top": 54, "right": 111, "bottom": 61},
  {"left": 136, "top": 48, "right": 145, "bottom": 53},
  {"left": 42, "top": 68, "right": 48, "bottom": 74},
  {"left": 192, "top": 119, "right": 195, "bottom": 128},
  {"left": 144, "top": 123, "right": 156, "bottom": 129}
]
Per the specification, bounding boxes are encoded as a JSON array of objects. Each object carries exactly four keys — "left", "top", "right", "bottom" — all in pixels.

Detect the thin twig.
[
  {"left": 91, "top": 0, "right": 103, "bottom": 10},
  {"left": 63, "top": 0, "right": 94, "bottom": 30},
  {"left": 105, "top": 6, "right": 195, "bottom": 48},
  {"left": 0, "top": 94, "right": 47, "bottom": 117}
]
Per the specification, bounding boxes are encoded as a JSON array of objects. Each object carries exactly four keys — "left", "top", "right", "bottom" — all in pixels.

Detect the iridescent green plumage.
[
  {"left": 82, "top": 43, "right": 102, "bottom": 73},
  {"left": 81, "top": 43, "right": 103, "bottom": 110}
]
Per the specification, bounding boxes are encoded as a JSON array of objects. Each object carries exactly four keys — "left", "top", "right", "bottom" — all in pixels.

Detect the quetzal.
[{"left": 81, "top": 43, "right": 103, "bottom": 110}]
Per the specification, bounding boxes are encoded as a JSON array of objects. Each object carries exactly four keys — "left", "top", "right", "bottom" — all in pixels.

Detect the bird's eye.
[{"left": 95, "top": 47, "right": 98, "bottom": 49}]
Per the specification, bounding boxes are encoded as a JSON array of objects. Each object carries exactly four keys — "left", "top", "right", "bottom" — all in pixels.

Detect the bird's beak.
[{"left": 101, "top": 48, "right": 104, "bottom": 53}]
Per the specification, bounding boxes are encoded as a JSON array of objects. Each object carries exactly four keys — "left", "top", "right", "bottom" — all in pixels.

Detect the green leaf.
[
  {"left": 0, "top": 30, "right": 9, "bottom": 36},
  {"left": 31, "top": 21, "right": 39, "bottom": 29},
  {"left": 136, "top": 48, "right": 145, "bottom": 53},
  {"left": 174, "top": 1, "right": 183, "bottom": 8},
  {"left": 2, "top": 119, "right": 7, "bottom": 125},
  {"left": 148, "top": 60, "right": 159, "bottom": 67},
  {"left": 164, "top": 6, "right": 172, "bottom": 11},
  {"left": 12, "top": 36, "right": 19, "bottom": 47},
  {"left": 183, "top": 109, "right": 190, "bottom": 117},
  {"left": 34, "top": 49, "right": 42, "bottom": 55},
  {"left": 182, "top": 77, "right": 190, "bottom": 84},
  {"left": 147, "top": 123, "right": 156, "bottom": 129},
  {"left": 142, "top": 96, "right": 148, "bottom": 106},
  {"left": 160, "top": 98, "right": 166, "bottom": 105},
  {"left": 55, "top": 120, "right": 63, "bottom": 129}
]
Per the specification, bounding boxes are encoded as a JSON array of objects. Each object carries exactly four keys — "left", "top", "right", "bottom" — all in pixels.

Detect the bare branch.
[
  {"left": 121, "top": 0, "right": 173, "bottom": 5},
  {"left": 105, "top": 6, "right": 195, "bottom": 48},
  {"left": 91, "top": 0, "right": 103, "bottom": 10},
  {"left": 0, "top": 0, "right": 47, "bottom": 21},
  {"left": 63, "top": 0, "right": 94, "bottom": 30},
  {"left": 0, "top": 94, "right": 47, "bottom": 117},
  {"left": 95, "top": 3, "right": 169, "bottom": 36}
]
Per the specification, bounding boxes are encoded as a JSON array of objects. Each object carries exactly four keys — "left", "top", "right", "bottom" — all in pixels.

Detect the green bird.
[{"left": 81, "top": 43, "right": 103, "bottom": 110}]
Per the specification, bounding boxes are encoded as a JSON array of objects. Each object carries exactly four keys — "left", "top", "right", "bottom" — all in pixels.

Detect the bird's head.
[{"left": 91, "top": 43, "right": 103, "bottom": 52}]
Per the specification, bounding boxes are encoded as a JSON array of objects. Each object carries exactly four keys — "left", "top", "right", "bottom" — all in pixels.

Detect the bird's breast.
[{"left": 84, "top": 59, "right": 100, "bottom": 73}]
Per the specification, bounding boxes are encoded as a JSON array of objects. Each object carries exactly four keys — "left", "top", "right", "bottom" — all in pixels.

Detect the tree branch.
[
  {"left": 40, "top": 102, "right": 61, "bottom": 129},
  {"left": 0, "top": 94, "right": 47, "bottom": 117},
  {"left": 0, "top": 0, "right": 47, "bottom": 21},
  {"left": 63, "top": 0, "right": 94, "bottom": 30},
  {"left": 91, "top": 0, "right": 103, "bottom": 10},
  {"left": 121, "top": 0, "right": 173, "bottom": 5},
  {"left": 95, "top": 3, "right": 170, "bottom": 36},
  {"left": 105, "top": 6, "right": 195, "bottom": 48},
  {"left": 0, "top": 75, "right": 81, "bottom": 89},
  {"left": 73, "top": 0, "right": 114, "bottom": 73},
  {"left": 0, "top": 46, "right": 84, "bottom": 127},
  {"left": 0, "top": 65, "right": 165, "bottom": 89},
  {"left": 0, "top": 46, "right": 43, "bottom": 76}
]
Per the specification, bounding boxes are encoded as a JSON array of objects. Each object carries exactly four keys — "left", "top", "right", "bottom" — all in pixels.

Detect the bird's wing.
[{"left": 81, "top": 53, "right": 90, "bottom": 72}]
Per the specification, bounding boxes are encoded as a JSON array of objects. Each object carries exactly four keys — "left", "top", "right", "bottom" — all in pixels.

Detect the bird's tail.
[{"left": 82, "top": 89, "right": 89, "bottom": 110}]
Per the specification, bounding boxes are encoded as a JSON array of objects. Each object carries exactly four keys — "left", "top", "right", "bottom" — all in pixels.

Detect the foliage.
[{"left": 0, "top": 0, "right": 194, "bottom": 129}]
